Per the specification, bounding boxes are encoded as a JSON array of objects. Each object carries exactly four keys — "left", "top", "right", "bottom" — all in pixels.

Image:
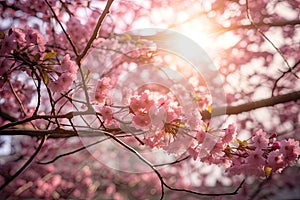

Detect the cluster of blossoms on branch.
[
  {"left": 0, "top": 27, "right": 79, "bottom": 94},
  {"left": 218, "top": 128, "right": 299, "bottom": 177},
  {"left": 0, "top": 27, "right": 46, "bottom": 85},
  {"left": 93, "top": 81, "right": 300, "bottom": 178},
  {"left": 48, "top": 54, "right": 78, "bottom": 93}
]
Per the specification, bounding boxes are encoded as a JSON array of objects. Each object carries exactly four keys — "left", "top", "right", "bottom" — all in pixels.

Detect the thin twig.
[
  {"left": 0, "top": 135, "right": 47, "bottom": 191},
  {"left": 75, "top": 0, "right": 115, "bottom": 111},
  {"left": 164, "top": 178, "right": 245, "bottom": 197},
  {"left": 245, "top": 0, "right": 291, "bottom": 70},
  {"left": 32, "top": 70, "right": 42, "bottom": 116},
  {"left": 154, "top": 155, "right": 190, "bottom": 167},
  {"left": 272, "top": 60, "right": 300, "bottom": 96},
  {"left": 245, "top": 0, "right": 298, "bottom": 97},
  {"left": 249, "top": 175, "right": 272, "bottom": 200},
  {"left": 77, "top": 0, "right": 114, "bottom": 63},
  {"left": 103, "top": 131, "right": 245, "bottom": 199},
  {"left": 37, "top": 137, "right": 109, "bottom": 164},
  {"left": 8, "top": 81, "right": 26, "bottom": 115},
  {"left": 45, "top": 0, "right": 79, "bottom": 57}
]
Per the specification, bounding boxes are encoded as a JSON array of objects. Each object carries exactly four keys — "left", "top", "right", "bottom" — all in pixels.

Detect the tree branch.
[
  {"left": 154, "top": 155, "right": 190, "bottom": 167},
  {"left": 0, "top": 128, "right": 78, "bottom": 138},
  {"left": 249, "top": 175, "right": 272, "bottom": 200},
  {"left": 75, "top": 0, "right": 114, "bottom": 111},
  {"left": 1, "top": 91, "right": 299, "bottom": 137},
  {"left": 220, "top": 20, "right": 300, "bottom": 32},
  {"left": 0, "top": 110, "right": 92, "bottom": 131},
  {"left": 201, "top": 90, "right": 300, "bottom": 120},
  {"left": 0, "top": 108, "right": 17, "bottom": 122}
]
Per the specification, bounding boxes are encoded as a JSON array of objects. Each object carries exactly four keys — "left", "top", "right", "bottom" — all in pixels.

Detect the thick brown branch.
[
  {"left": 0, "top": 128, "right": 113, "bottom": 138},
  {"left": 0, "top": 110, "right": 91, "bottom": 131},
  {"left": 221, "top": 20, "right": 300, "bottom": 32},
  {"left": 201, "top": 90, "right": 300, "bottom": 120},
  {"left": 0, "top": 109, "right": 17, "bottom": 122},
  {"left": 0, "top": 128, "right": 77, "bottom": 138},
  {"left": 1, "top": 91, "right": 299, "bottom": 137}
]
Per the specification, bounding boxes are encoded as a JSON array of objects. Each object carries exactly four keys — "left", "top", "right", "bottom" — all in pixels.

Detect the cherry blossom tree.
[{"left": 0, "top": 0, "right": 299, "bottom": 199}]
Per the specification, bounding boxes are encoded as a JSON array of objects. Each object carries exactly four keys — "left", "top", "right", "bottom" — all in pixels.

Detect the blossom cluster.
[
  {"left": 0, "top": 27, "right": 46, "bottom": 56},
  {"left": 224, "top": 129, "right": 300, "bottom": 177},
  {"left": 94, "top": 77, "right": 112, "bottom": 105},
  {"left": 0, "top": 27, "right": 48, "bottom": 119},
  {"left": 48, "top": 54, "right": 78, "bottom": 93},
  {"left": 128, "top": 90, "right": 183, "bottom": 148},
  {"left": 188, "top": 124, "right": 300, "bottom": 178},
  {"left": 0, "top": 27, "right": 47, "bottom": 85},
  {"left": 93, "top": 84, "right": 300, "bottom": 178},
  {"left": 0, "top": 26, "right": 79, "bottom": 94}
]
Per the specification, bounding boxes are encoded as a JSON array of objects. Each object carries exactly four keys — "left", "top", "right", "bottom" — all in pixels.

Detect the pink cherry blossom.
[
  {"left": 188, "top": 145, "right": 199, "bottom": 160},
  {"left": 210, "top": 141, "right": 226, "bottom": 155},
  {"left": 132, "top": 113, "right": 151, "bottom": 128},
  {"left": 60, "top": 54, "right": 78, "bottom": 74},
  {"left": 100, "top": 106, "right": 114, "bottom": 126},
  {"left": 252, "top": 129, "right": 269, "bottom": 149},
  {"left": 0, "top": 34, "right": 16, "bottom": 54},
  {"left": 129, "top": 90, "right": 154, "bottom": 114},
  {"left": 246, "top": 148, "right": 266, "bottom": 167},
  {"left": 196, "top": 130, "right": 206, "bottom": 144},
  {"left": 48, "top": 72, "right": 75, "bottom": 93},
  {"left": 222, "top": 124, "right": 236, "bottom": 143},
  {"left": 25, "top": 26, "right": 46, "bottom": 52},
  {"left": 95, "top": 77, "right": 112, "bottom": 104},
  {"left": 279, "top": 139, "right": 300, "bottom": 165},
  {"left": 267, "top": 151, "right": 285, "bottom": 173}
]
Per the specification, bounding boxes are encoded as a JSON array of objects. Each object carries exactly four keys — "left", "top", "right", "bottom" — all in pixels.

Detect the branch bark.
[
  {"left": 221, "top": 20, "right": 300, "bottom": 32},
  {"left": 201, "top": 90, "right": 300, "bottom": 120},
  {"left": 1, "top": 91, "right": 299, "bottom": 137},
  {"left": 76, "top": 0, "right": 114, "bottom": 63}
]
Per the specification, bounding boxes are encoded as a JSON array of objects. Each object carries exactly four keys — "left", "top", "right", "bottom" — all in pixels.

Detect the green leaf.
[
  {"left": 43, "top": 52, "right": 57, "bottom": 61},
  {"left": 34, "top": 54, "right": 41, "bottom": 62},
  {"left": 81, "top": 66, "right": 87, "bottom": 75},
  {"left": 0, "top": 30, "right": 5, "bottom": 39},
  {"left": 42, "top": 71, "right": 50, "bottom": 85}
]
